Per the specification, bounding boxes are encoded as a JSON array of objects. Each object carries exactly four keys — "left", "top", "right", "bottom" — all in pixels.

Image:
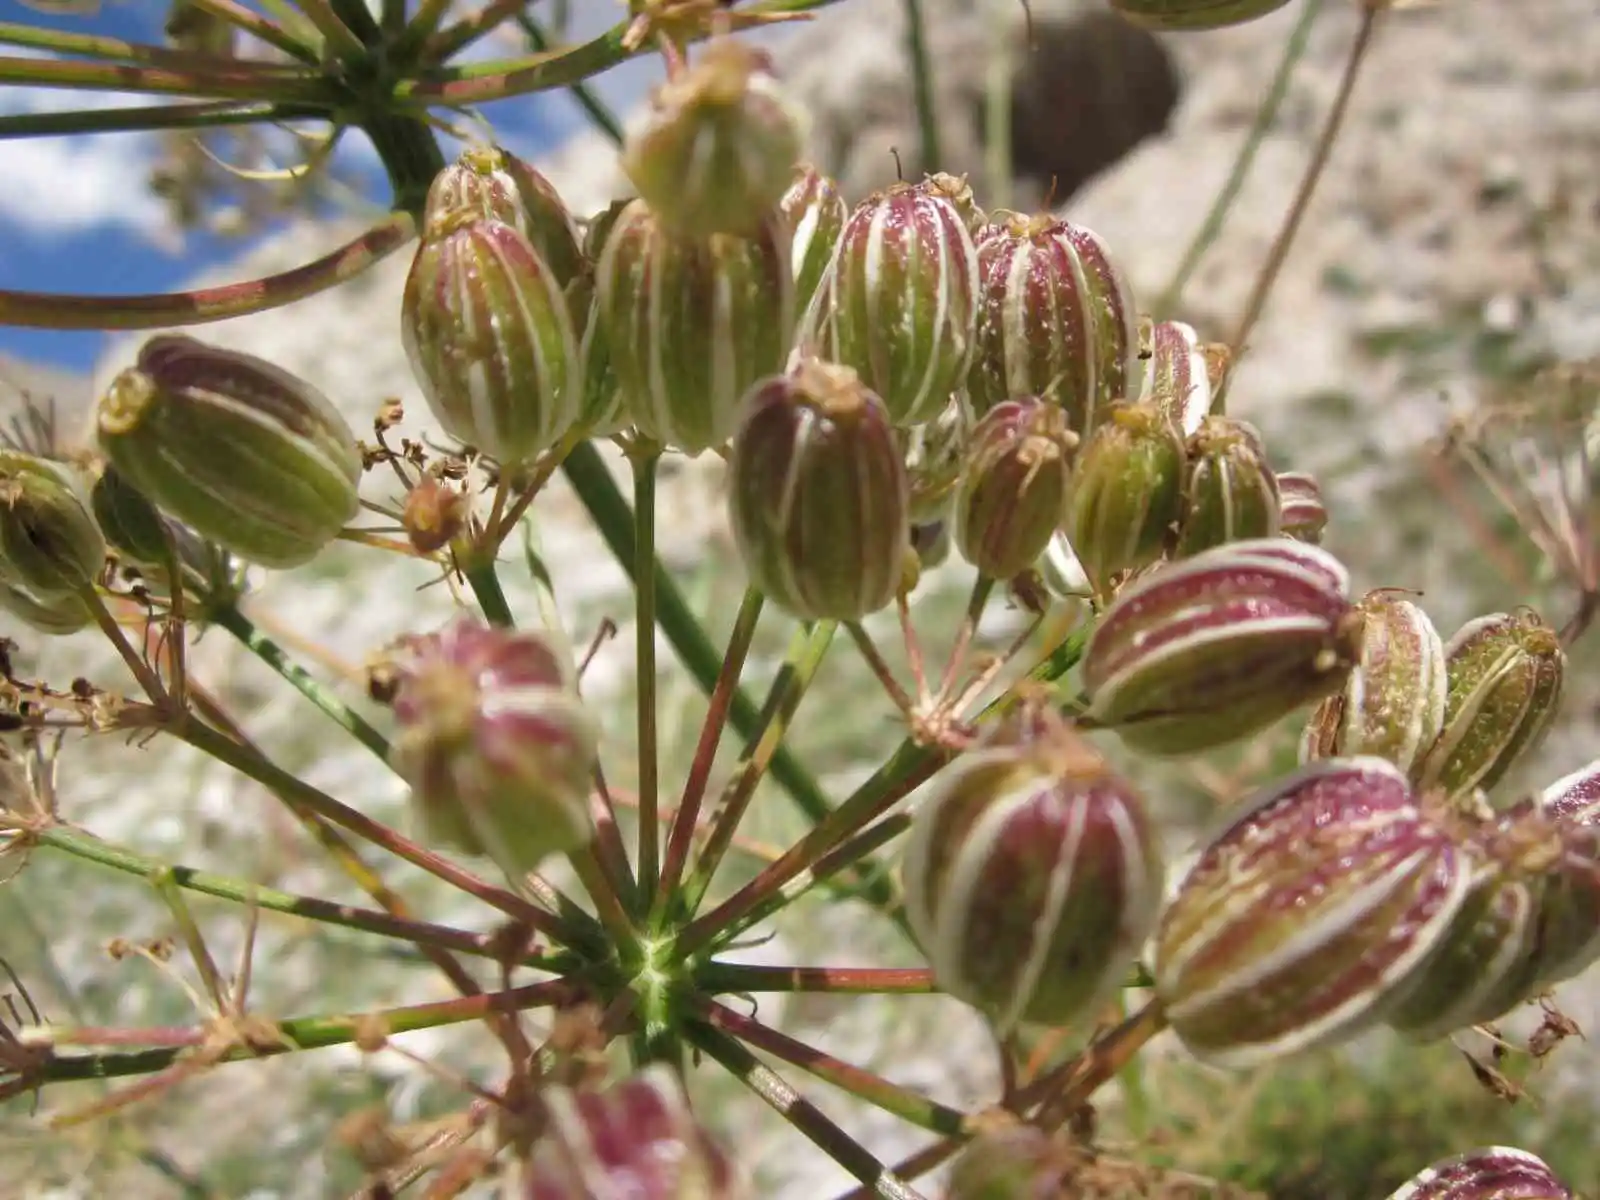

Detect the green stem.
[
  {"left": 212, "top": 603, "right": 391, "bottom": 763},
  {"left": 0, "top": 52, "right": 330, "bottom": 102},
  {"left": 696, "top": 963, "right": 933, "bottom": 995},
  {"left": 633, "top": 450, "right": 663, "bottom": 905},
  {"left": 0, "top": 100, "right": 324, "bottom": 140},
  {"left": 1153, "top": 0, "right": 1325, "bottom": 318},
  {"left": 183, "top": 0, "right": 322, "bottom": 64},
  {"left": 427, "top": 0, "right": 528, "bottom": 61},
  {"left": 463, "top": 559, "right": 516, "bottom": 628},
  {"left": 982, "top": 3, "right": 1013, "bottom": 212},
  {"left": 0, "top": 213, "right": 416, "bottom": 330},
  {"left": 513, "top": 12, "right": 624, "bottom": 145},
  {"left": 900, "top": 0, "right": 941, "bottom": 172},
  {"left": 292, "top": 0, "right": 366, "bottom": 60},
  {"left": 0, "top": 21, "right": 314, "bottom": 70},
  {"left": 34, "top": 978, "right": 583, "bottom": 1085},
  {"left": 685, "top": 1023, "right": 928, "bottom": 1200},
  {"left": 695, "top": 999, "right": 969, "bottom": 1138}
]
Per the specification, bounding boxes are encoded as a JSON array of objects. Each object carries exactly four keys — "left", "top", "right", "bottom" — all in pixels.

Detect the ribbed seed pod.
[
  {"left": 899, "top": 396, "right": 970, "bottom": 522},
  {"left": 620, "top": 37, "right": 805, "bottom": 240},
  {"left": 526, "top": 1066, "right": 744, "bottom": 1199},
  {"left": 1519, "top": 791, "right": 1600, "bottom": 989},
  {"left": 728, "top": 360, "right": 909, "bottom": 620},
  {"left": 807, "top": 182, "right": 979, "bottom": 427},
  {"left": 1276, "top": 470, "right": 1329, "bottom": 544},
  {"left": 1154, "top": 757, "right": 1472, "bottom": 1068},
  {"left": 0, "top": 450, "right": 104, "bottom": 597},
  {"left": 902, "top": 715, "right": 1162, "bottom": 1034},
  {"left": 1172, "top": 414, "right": 1280, "bottom": 556},
  {"left": 953, "top": 397, "right": 1077, "bottom": 579},
  {"left": 90, "top": 461, "right": 172, "bottom": 569},
  {"left": 1301, "top": 592, "right": 1447, "bottom": 779},
  {"left": 425, "top": 145, "right": 583, "bottom": 292},
  {"left": 597, "top": 200, "right": 792, "bottom": 454},
  {"left": 98, "top": 336, "right": 360, "bottom": 570},
  {"left": 0, "top": 577, "right": 91, "bottom": 635},
  {"left": 969, "top": 213, "right": 1136, "bottom": 430},
  {"left": 567, "top": 200, "right": 632, "bottom": 436},
  {"left": 1110, "top": 0, "right": 1293, "bottom": 31},
  {"left": 1416, "top": 609, "right": 1565, "bottom": 800},
  {"left": 403, "top": 210, "right": 581, "bottom": 465},
  {"left": 386, "top": 617, "right": 597, "bottom": 878},
  {"left": 1137, "top": 319, "right": 1214, "bottom": 437},
  {"left": 1539, "top": 759, "right": 1600, "bottom": 827},
  {"left": 780, "top": 163, "right": 848, "bottom": 319},
  {"left": 1062, "top": 399, "right": 1186, "bottom": 597},
  {"left": 1385, "top": 1146, "right": 1573, "bottom": 1200},
  {"left": 1083, "top": 539, "right": 1361, "bottom": 756}
]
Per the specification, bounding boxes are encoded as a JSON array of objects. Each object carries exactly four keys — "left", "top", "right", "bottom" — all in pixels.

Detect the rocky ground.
[{"left": 4, "top": 0, "right": 1600, "bottom": 1195}]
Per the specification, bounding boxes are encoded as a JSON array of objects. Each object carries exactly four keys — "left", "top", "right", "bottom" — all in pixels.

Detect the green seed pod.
[
  {"left": 527, "top": 1065, "right": 744, "bottom": 1199},
  {"left": 1136, "top": 319, "right": 1216, "bottom": 437},
  {"left": 899, "top": 397, "right": 969, "bottom": 523},
  {"left": 0, "top": 577, "right": 92, "bottom": 635},
  {"left": 566, "top": 199, "right": 634, "bottom": 437},
  {"left": 387, "top": 617, "right": 596, "bottom": 878},
  {"left": 953, "top": 397, "right": 1077, "bottom": 579},
  {"left": 1155, "top": 757, "right": 1473, "bottom": 1068},
  {"left": 425, "top": 145, "right": 583, "bottom": 292},
  {"left": 1386, "top": 1146, "right": 1574, "bottom": 1200},
  {"left": 598, "top": 200, "right": 793, "bottom": 454},
  {"left": 1172, "top": 414, "right": 1280, "bottom": 556},
  {"left": 97, "top": 336, "right": 360, "bottom": 570},
  {"left": 0, "top": 451, "right": 104, "bottom": 597},
  {"left": 1301, "top": 592, "right": 1447, "bottom": 779},
  {"left": 780, "top": 163, "right": 848, "bottom": 321},
  {"left": 806, "top": 182, "right": 979, "bottom": 427},
  {"left": 1110, "top": 0, "right": 1293, "bottom": 31},
  {"left": 902, "top": 716, "right": 1163, "bottom": 1034},
  {"left": 1276, "top": 470, "right": 1329, "bottom": 544},
  {"left": 90, "top": 460, "right": 172, "bottom": 569},
  {"left": 1083, "top": 539, "right": 1361, "bottom": 756},
  {"left": 1416, "top": 609, "right": 1565, "bottom": 800},
  {"left": 947, "top": 1125, "right": 1071, "bottom": 1199},
  {"left": 969, "top": 212, "right": 1137, "bottom": 430},
  {"left": 403, "top": 209, "right": 582, "bottom": 465},
  {"left": 1062, "top": 399, "right": 1186, "bottom": 597},
  {"left": 620, "top": 37, "right": 806, "bottom": 240},
  {"left": 728, "top": 360, "right": 909, "bottom": 620}
]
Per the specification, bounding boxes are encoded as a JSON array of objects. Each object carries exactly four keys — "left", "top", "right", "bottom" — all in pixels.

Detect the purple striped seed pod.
[
  {"left": 425, "top": 145, "right": 583, "bottom": 293},
  {"left": 99, "top": 335, "right": 360, "bottom": 569},
  {"left": 1137, "top": 319, "right": 1215, "bottom": 438},
  {"left": 1302, "top": 591, "right": 1448, "bottom": 781},
  {"left": 386, "top": 617, "right": 596, "bottom": 879},
  {"left": 1539, "top": 759, "right": 1600, "bottom": 827},
  {"left": 1063, "top": 399, "right": 1187, "bottom": 598},
  {"left": 619, "top": 37, "right": 805, "bottom": 240},
  {"left": 901, "top": 718, "right": 1163, "bottom": 1035},
  {"left": 779, "top": 163, "right": 849, "bottom": 322},
  {"left": 1275, "top": 470, "right": 1329, "bottom": 544},
  {"left": 728, "top": 359, "right": 909, "bottom": 621},
  {"left": 1416, "top": 608, "right": 1566, "bottom": 801},
  {"left": 1385, "top": 1146, "right": 1572, "bottom": 1200},
  {"left": 1082, "top": 539, "right": 1360, "bottom": 756},
  {"left": 1154, "top": 757, "right": 1472, "bottom": 1069},
  {"left": 402, "top": 210, "right": 582, "bottom": 467},
  {"left": 525, "top": 1066, "right": 744, "bottom": 1199},
  {"left": 597, "top": 199, "right": 793, "bottom": 455},
  {"left": 968, "top": 213, "right": 1137, "bottom": 433},
  {"left": 1172, "top": 414, "right": 1280, "bottom": 558},
  {"left": 1520, "top": 802, "right": 1600, "bottom": 990},
  {"left": 953, "top": 396, "right": 1078, "bottom": 580},
  {"left": 804, "top": 182, "right": 980, "bottom": 427}
]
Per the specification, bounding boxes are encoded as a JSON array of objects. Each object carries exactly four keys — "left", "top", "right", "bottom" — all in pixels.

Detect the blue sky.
[{"left": 0, "top": 1, "right": 664, "bottom": 376}]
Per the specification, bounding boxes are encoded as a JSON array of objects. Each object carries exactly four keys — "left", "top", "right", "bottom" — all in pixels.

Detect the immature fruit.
[
  {"left": 780, "top": 163, "right": 848, "bottom": 319},
  {"left": 953, "top": 397, "right": 1077, "bottom": 579},
  {"left": 0, "top": 578, "right": 91, "bottom": 635},
  {"left": 1385, "top": 1146, "right": 1573, "bottom": 1200},
  {"left": 969, "top": 212, "right": 1136, "bottom": 431},
  {"left": 1539, "top": 758, "right": 1600, "bottom": 827},
  {"left": 1063, "top": 400, "right": 1186, "bottom": 597},
  {"left": 1082, "top": 539, "right": 1361, "bottom": 755},
  {"left": 425, "top": 145, "right": 583, "bottom": 291},
  {"left": 1111, "top": 0, "right": 1293, "bottom": 31},
  {"left": 0, "top": 450, "right": 104, "bottom": 597},
  {"left": 1137, "top": 319, "right": 1215, "bottom": 437},
  {"left": 90, "top": 461, "right": 171, "bottom": 569},
  {"left": 526, "top": 1065, "right": 744, "bottom": 1199},
  {"left": 1416, "top": 608, "right": 1565, "bottom": 800},
  {"left": 1172, "top": 414, "right": 1280, "bottom": 556},
  {"left": 1301, "top": 592, "right": 1447, "bottom": 779},
  {"left": 620, "top": 37, "right": 805, "bottom": 239},
  {"left": 727, "top": 360, "right": 909, "bottom": 621},
  {"left": 899, "top": 396, "right": 970, "bottom": 522},
  {"left": 1154, "top": 757, "right": 1472, "bottom": 1068},
  {"left": 403, "top": 210, "right": 582, "bottom": 465},
  {"left": 806, "top": 182, "right": 979, "bottom": 427},
  {"left": 1276, "top": 470, "right": 1329, "bottom": 544},
  {"left": 386, "top": 617, "right": 597, "bottom": 879},
  {"left": 902, "top": 715, "right": 1162, "bottom": 1034},
  {"left": 946, "top": 1125, "right": 1070, "bottom": 1199},
  {"left": 597, "top": 200, "right": 792, "bottom": 454},
  {"left": 98, "top": 337, "right": 360, "bottom": 570}
]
